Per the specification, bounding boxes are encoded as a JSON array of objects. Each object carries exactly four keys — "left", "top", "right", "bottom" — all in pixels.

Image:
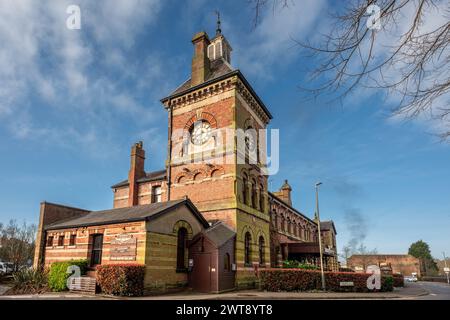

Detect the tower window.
[
  {"left": 259, "top": 185, "right": 264, "bottom": 212},
  {"left": 251, "top": 181, "right": 257, "bottom": 208},
  {"left": 244, "top": 232, "right": 252, "bottom": 266},
  {"left": 242, "top": 175, "right": 248, "bottom": 205}
]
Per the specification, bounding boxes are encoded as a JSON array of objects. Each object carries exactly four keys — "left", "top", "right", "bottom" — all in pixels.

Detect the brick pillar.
[{"left": 128, "top": 141, "right": 146, "bottom": 207}]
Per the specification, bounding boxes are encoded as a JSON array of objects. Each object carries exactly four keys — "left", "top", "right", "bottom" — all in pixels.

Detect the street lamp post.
[{"left": 315, "top": 182, "right": 326, "bottom": 291}]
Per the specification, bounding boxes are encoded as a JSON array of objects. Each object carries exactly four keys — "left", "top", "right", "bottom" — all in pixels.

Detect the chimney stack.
[
  {"left": 191, "top": 31, "right": 211, "bottom": 87},
  {"left": 128, "top": 141, "right": 146, "bottom": 207}
]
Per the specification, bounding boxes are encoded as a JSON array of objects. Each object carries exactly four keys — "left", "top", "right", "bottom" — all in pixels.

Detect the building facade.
[{"left": 34, "top": 26, "right": 338, "bottom": 293}]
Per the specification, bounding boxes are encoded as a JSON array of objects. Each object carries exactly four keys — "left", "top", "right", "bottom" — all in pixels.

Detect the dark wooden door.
[{"left": 189, "top": 253, "right": 211, "bottom": 293}]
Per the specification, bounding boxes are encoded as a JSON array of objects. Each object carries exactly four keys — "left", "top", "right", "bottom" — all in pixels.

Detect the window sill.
[
  {"left": 176, "top": 268, "right": 188, "bottom": 273},
  {"left": 67, "top": 245, "right": 76, "bottom": 249},
  {"left": 244, "top": 263, "right": 253, "bottom": 268},
  {"left": 56, "top": 246, "right": 64, "bottom": 249}
]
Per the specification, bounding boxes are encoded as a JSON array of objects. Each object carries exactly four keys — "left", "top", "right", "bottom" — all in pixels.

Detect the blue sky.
[{"left": 0, "top": 0, "right": 448, "bottom": 258}]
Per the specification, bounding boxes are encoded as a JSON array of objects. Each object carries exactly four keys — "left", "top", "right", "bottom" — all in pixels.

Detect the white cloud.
[
  {"left": 230, "top": 0, "right": 327, "bottom": 79},
  {"left": 0, "top": 0, "right": 170, "bottom": 156}
]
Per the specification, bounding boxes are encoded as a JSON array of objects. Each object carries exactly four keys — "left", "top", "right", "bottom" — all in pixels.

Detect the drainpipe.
[{"left": 167, "top": 99, "right": 173, "bottom": 201}]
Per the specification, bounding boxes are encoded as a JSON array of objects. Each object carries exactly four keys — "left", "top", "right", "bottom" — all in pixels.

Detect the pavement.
[
  {"left": 1, "top": 282, "right": 444, "bottom": 300},
  {"left": 405, "top": 281, "right": 450, "bottom": 300}
]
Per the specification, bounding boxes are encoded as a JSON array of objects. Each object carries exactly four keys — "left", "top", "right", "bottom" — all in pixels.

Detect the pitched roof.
[
  {"left": 160, "top": 59, "right": 273, "bottom": 120},
  {"left": 45, "top": 199, "right": 209, "bottom": 230},
  {"left": 203, "top": 221, "right": 236, "bottom": 248},
  {"left": 170, "top": 58, "right": 234, "bottom": 96},
  {"left": 268, "top": 192, "right": 316, "bottom": 225},
  {"left": 111, "top": 169, "right": 166, "bottom": 188},
  {"left": 320, "top": 220, "right": 337, "bottom": 234}
]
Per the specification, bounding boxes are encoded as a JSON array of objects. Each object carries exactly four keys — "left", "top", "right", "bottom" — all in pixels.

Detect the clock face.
[{"left": 190, "top": 121, "right": 212, "bottom": 145}]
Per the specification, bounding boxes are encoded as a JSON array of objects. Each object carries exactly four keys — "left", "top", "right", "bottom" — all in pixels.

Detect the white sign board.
[
  {"left": 444, "top": 267, "right": 450, "bottom": 273},
  {"left": 340, "top": 281, "right": 354, "bottom": 287}
]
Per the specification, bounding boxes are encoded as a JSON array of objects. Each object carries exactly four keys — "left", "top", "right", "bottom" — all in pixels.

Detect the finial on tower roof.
[{"left": 215, "top": 10, "right": 222, "bottom": 36}]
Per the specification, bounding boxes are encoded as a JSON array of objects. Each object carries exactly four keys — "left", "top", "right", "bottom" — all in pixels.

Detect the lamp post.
[{"left": 315, "top": 182, "right": 326, "bottom": 291}]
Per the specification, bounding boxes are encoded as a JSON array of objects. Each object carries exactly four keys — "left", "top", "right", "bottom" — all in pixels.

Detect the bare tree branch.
[{"left": 251, "top": 0, "right": 450, "bottom": 139}]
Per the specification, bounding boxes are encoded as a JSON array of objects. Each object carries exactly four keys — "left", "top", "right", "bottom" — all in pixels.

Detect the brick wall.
[{"left": 348, "top": 254, "right": 421, "bottom": 276}]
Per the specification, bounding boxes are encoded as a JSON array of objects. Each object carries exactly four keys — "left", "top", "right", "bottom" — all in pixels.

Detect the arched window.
[
  {"left": 258, "top": 236, "right": 265, "bottom": 265},
  {"left": 280, "top": 216, "right": 285, "bottom": 232},
  {"left": 224, "top": 253, "right": 231, "bottom": 272},
  {"left": 242, "top": 175, "right": 248, "bottom": 205},
  {"left": 259, "top": 185, "right": 264, "bottom": 212},
  {"left": 244, "top": 232, "right": 252, "bottom": 265},
  {"left": 251, "top": 181, "right": 257, "bottom": 208},
  {"left": 176, "top": 227, "right": 187, "bottom": 270},
  {"left": 273, "top": 212, "right": 278, "bottom": 228}
]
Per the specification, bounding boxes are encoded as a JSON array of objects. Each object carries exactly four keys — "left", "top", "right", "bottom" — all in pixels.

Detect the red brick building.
[
  {"left": 347, "top": 254, "right": 421, "bottom": 276},
  {"left": 34, "top": 26, "right": 338, "bottom": 293}
]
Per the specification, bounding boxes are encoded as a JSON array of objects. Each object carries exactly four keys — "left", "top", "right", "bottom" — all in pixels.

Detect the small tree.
[
  {"left": 408, "top": 240, "right": 438, "bottom": 276},
  {"left": 0, "top": 220, "right": 37, "bottom": 271}
]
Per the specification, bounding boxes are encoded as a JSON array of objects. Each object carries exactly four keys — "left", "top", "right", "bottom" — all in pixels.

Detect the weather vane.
[{"left": 215, "top": 10, "right": 221, "bottom": 36}]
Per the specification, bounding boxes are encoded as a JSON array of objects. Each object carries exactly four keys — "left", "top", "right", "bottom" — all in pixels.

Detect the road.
[{"left": 407, "top": 281, "right": 450, "bottom": 300}]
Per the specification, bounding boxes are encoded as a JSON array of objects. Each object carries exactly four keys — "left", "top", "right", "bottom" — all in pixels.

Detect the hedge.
[
  {"left": 259, "top": 269, "right": 394, "bottom": 292},
  {"left": 96, "top": 264, "right": 145, "bottom": 296},
  {"left": 392, "top": 274, "right": 404, "bottom": 287},
  {"left": 48, "top": 259, "right": 88, "bottom": 292}
]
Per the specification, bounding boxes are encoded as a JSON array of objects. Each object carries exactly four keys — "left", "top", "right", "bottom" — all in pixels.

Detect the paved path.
[
  {"left": 0, "top": 283, "right": 429, "bottom": 300},
  {"left": 405, "top": 281, "right": 450, "bottom": 300}
]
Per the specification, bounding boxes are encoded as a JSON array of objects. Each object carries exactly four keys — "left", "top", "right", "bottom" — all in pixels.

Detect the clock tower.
[{"left": 161, "top": 25, "right": 273, "bottom": 288}]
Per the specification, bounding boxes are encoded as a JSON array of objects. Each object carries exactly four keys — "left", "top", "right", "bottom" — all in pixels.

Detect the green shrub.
[
  {"left": 48, "top": 260, "right": 88, "bottom": 292},
  {"left": 259, "top": 269, "right": 394, "bottom": 292},
  {"left": 381, "top": 275, "right": 394, "bottom": 291},
  {"left": 282, "top": 260, "right": 320, "bottom": 270},
  {"left": 12, "top": 268, "right": 48, "bottom": 294},
  {"left": 96, "top": 264, "right": 145, "bottom": 296}
]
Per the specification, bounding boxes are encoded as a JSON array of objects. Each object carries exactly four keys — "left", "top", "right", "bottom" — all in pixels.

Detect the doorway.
[{"left": 189, "top": 253, "right": 211, "bottom": 293}]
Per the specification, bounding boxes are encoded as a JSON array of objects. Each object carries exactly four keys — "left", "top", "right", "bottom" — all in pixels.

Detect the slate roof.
[
  {"left": 170, "top": 58, "right": 234, "bottom": 96},
  {"left": 320, "top": 220, "right": 337, "bottom": 234},
  {"left": 203, "top": 221, "right": 236, "bottom": 248},
  {"left": 45, "top": 199, "right": 209, "bottom": 230},
  {"left": 111, "top": 169, "right": 166, "bottom": 189},
  {"left": 160, "top": 59, "right": 273, "bottom": 120},
  {"left": 268, "top": 192, "right": 316, "bottom": 225}
]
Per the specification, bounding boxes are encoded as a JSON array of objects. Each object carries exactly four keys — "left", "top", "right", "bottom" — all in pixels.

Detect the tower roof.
[{"left": 281, "top": 179, "right": 292, "bottom": 190}]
